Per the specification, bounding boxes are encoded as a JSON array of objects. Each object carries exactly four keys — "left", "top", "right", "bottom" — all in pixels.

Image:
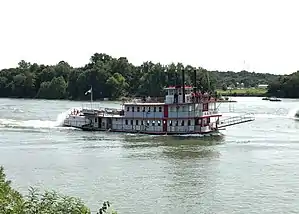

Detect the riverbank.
[
  {"left": 0, "top": 89, "right": 268, "bottom": 102},
  {"left": 216, "top": 88, "right": 267, "bottom": 97}
]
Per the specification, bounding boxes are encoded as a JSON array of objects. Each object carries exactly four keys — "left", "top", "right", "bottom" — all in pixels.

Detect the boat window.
[
  {"left": 203, "top": 103, "right": 208, "bottom": 111},
  {"left": 195, "top": 118, "right": 200, "bottom": 125},
  {"left": 159, "top": 107, "right": 162, "bottom": 112},
  {"left": 125, "top": 120, "right": 128, "bottom": 125},
  {"left": 127, "top": 107, "right": 130, "bottom": 111},
  {"left": 203, "top": 118, "right": 207, "bottom": 126},
  {"left": 95, "top": 118, "right": 97, "bottom": 123},
  {"left": 132, "top": 107, "right": 135, "bottom": 112},
  {"left": 188, "top": 120, "right": 191, "bottom": 126},
  {"left": 141, "top": 120, "right": 144, "bottom": 125},
  {"left": 175, "top": 120, "right": 178, "bottom": 126},
  {"left": 154, "top": 107, "right": 156, "bottom": 112},
  {"left": 152, "top": 121, "right": 155, "bottom": 126},
  {"left": 137, "top": 107, "right": 140, "bottom": 112},
  {"left": 130, "top": 120, "right": 133, "bottom": 125},
  {"left": 142, "top": 107, "right": 145, "bottom": 112},
  {"left": 148, "top": 107, "right": 151, "bottom": 112},
  {"left": 181, "top": 120, "right": 184, "bottom": 126},
  {"left": 207, "top": 117, "right": 210, "bottom": 124},
  {"left": 169, "top": 120, "right": 172, "bottom": 126},
  {"left": 147, "top": 120, "right": 150, "bottom": 126},
  {"left": 158, "top": 121, "right": 161, "bottom": 126},
  {"left": 136, "top": 120, "right": 139, "bottom": 125}
]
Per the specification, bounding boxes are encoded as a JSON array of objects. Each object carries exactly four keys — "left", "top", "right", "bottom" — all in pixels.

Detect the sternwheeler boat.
[{"left": 63, "top": 70, "right": 255, "bottom": 135}]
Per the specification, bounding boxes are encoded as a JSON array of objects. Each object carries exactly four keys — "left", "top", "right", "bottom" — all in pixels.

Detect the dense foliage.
[
  {"left": 0, "top": 166, "right": 117, "bottom": 214},
  {"left": 212, "top": 70, "right": 279, "bottom": 90},
  {"left": 267, "top": 71, "right": 299, "bottom": 98},
  {"left": 0, "top": 53, "right": 280, "bottom": 100}
]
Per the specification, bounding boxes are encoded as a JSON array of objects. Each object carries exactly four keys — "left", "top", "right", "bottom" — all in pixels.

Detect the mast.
[
  {"left": 206, "top": 70, "right": 211, "bottom": 93},
  {"left": 90, "top": 85, "right": 93, "bottom": 109},
  {"left": 182, "top": 69, "right": 185, "bottom": 103},
  {"left": 193, "top": 69, "right": 197, "bottom": 93}
]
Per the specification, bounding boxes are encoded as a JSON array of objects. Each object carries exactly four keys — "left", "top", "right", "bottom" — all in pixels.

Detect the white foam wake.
[
  {"left": 0, "top": 108, "right": 79, "bottom": 130},
  {"left": 287, "top": 107, "right": 299, "bottom": 119}
]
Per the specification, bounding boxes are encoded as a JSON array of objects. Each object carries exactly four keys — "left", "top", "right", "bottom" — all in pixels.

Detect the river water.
[{"left": 1, "top": 97, "right": 299, "bottom": 214}]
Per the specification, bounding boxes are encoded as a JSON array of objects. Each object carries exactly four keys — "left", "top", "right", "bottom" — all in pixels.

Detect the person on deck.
[
  {"left": 174, "top": 93, "right": 178, "bottom": 103},
  {"left": 191, "top": 92, "right": 195, "bottom": 103}
]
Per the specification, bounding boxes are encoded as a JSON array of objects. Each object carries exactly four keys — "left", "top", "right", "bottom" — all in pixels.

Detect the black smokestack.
[
  {"left": 182, "top": 69, "right": 185, "bottom": 103},
  {"left": 193, "top": 69, "right": 197, "bottom": 93}
]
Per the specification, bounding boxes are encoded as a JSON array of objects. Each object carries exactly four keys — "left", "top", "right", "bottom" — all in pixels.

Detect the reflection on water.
[
  {"left": 123, "top": 134, "right": 224, "bottom": 147},
  {"left": 162, "top": 148, "right": 219, "bottom": 160}
]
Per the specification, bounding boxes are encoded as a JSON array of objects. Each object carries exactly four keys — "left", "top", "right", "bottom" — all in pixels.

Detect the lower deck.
[{"left": 64, "top": 114, "right": 220, "bottom": 134}]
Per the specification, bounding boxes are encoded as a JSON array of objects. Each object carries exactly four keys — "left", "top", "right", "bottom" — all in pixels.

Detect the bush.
[{"left": 0, "top": 166, "right": 117, "bottom": 214}]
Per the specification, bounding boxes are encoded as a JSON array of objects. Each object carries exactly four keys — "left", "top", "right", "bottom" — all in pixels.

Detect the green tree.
[
  {"left": 0, "top": 166, "right": 24, "bottom": 214},
  {"left": 222, "top": 84, "right": 227, "bottom": 91},
  {"left": 0, "top": 52, "right": 282, "bottom": 100},
  {"left": 107, "top": 73, "right": 128, "bottom": 98}
]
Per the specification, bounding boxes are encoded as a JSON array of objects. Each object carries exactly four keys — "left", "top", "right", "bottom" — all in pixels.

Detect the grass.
[{"left": 216, "top": 88, "right": 268, "bottom": 97}]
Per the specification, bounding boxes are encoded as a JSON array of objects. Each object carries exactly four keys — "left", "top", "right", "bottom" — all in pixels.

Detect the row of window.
[
  {"left": 127, "top": 106, "right": 163, "bottom": 112},
  {"left": 126, "top": 104, "right": 212, "bottom": 112},
  {"left": 125, "top": 119, "right": 192, "bottom": 126}
]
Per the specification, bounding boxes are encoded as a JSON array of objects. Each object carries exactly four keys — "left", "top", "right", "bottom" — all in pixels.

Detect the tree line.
[
  {"left": 0, "top": 53, "right": 283, "bottom": 100},
  {"left": 267, "top": 70, "right": 299, "bottom": 98}
]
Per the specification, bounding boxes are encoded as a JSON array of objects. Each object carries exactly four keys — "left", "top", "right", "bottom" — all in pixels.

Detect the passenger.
[
  {"left": 191, "top": 92, "right": 195, "bottom": 103},
  {"left": 195, "top": 92, "right": 199, "bottom": 102},
  {"left": 174, "top": 93, "right": 178, "bottom": 103}
]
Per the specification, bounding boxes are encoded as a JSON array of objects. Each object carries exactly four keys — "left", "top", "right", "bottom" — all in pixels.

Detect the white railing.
[
  {"left": 218, "top": 113, "right": 255, "bottom": 128},
  {"left": 81, "top": 103, "right": 106, "bottom": 111}
]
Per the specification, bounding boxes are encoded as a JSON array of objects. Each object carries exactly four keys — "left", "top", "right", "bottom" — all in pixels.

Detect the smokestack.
[
  {"left": 193, "top": 69, "right": 197, "bottom": 93},
  {"left": 182, "top": 69, "right": 185, "bottom": 103}
]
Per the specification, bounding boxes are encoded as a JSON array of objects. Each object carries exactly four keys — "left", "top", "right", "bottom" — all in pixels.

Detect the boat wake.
[
  {"left": 0, "top": 108, "right": 78, "bottom": 131},
  {"left": 287, "top": 107, "right": 299, "bottom": 120},
  {"left": 222, "top": 110, "right": 297, "bottom": 120}
]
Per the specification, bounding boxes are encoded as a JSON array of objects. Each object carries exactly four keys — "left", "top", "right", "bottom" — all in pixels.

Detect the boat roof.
[
  {"left": 124, "top": 102, "right": 164, "bottom": 106},
  {"left": 124, "top": 101, "right": 217, "bottom": 106}
]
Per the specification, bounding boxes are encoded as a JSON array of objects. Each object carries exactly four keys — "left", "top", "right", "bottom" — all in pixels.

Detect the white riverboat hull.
[{"left": 63, "top": 114, "right": 91, "bottom": 128}]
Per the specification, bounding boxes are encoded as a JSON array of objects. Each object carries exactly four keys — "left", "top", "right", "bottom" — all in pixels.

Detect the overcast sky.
[{"left": 0, "top": 0, "right": 298, "bottom": 74}]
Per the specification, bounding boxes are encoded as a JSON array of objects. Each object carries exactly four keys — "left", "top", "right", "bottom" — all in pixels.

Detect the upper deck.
[
  {"left": 123, "top": 84, "right": 219, "bottom": 119},
  {"left": 124, "top": 84, "right": 216, "bottom": 107}
]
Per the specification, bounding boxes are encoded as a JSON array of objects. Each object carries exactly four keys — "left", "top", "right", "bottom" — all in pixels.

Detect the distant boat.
[
  {"left": 217, "top": 96, "right": 237, "bottom": 103},
  {"left": 269, "top": 97, "right": 281, "bottom": 102},
  {"left": 262, "top": 97, "right": 270, "bottom": 100}
]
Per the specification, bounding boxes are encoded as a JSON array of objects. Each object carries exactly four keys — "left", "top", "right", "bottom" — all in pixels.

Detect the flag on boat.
[{"left": 85, "top": 87, "right": 92, "bottom": 95}]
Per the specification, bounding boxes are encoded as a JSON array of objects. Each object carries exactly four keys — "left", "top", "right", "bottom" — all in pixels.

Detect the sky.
[{"left": 0, "top": 0, "right": 298, "bottom": 74}]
